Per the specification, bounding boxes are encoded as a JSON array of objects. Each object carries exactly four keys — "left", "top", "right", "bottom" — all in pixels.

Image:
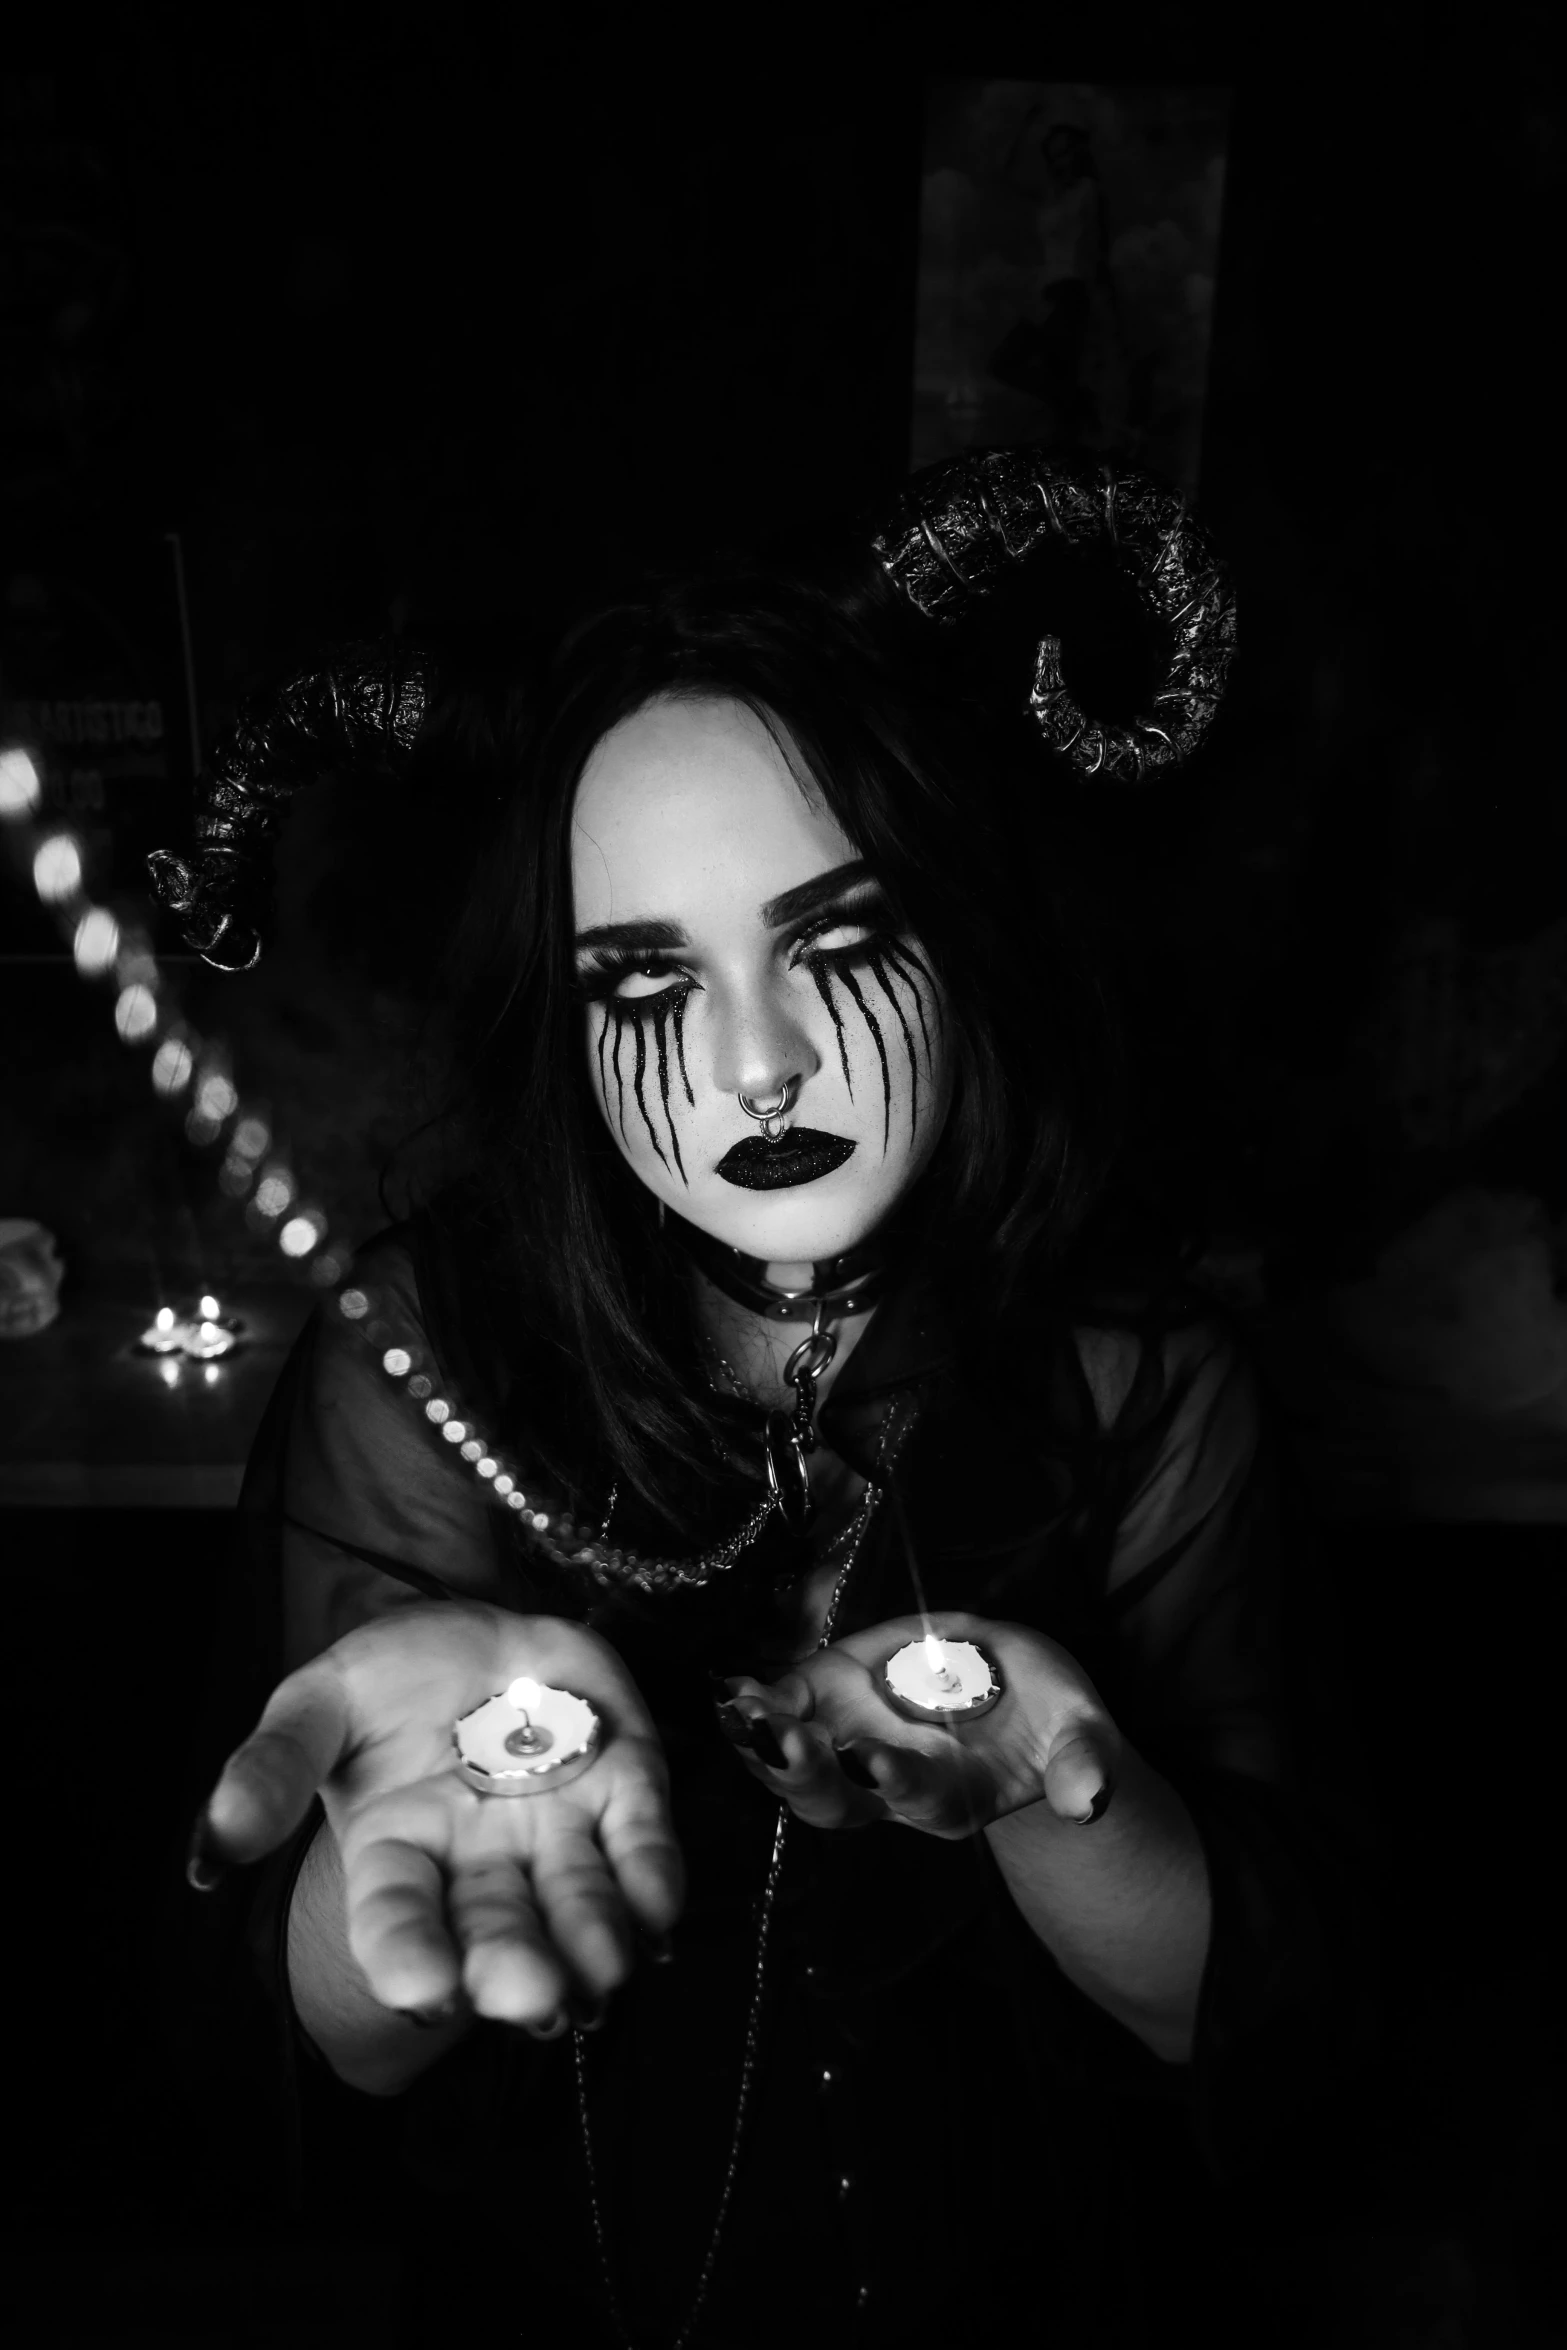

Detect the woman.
[{"left": 159, "top": 451, "right": 1373, "bottom": 2348}]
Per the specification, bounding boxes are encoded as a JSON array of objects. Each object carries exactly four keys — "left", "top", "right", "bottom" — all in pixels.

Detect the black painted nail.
[
  {"left": 184, "top": 1811, "right": 229, "bottom": 1893},
  {"left": 525, "top": 2012, "right": 569, "bottom": 2041},
  {"left": 835, "top": 1745, "right": 878, "bottom": 1790},
  {"left": 568, "top": 1997, "right": 608, "bottom": 2033},
  {"left": 1073, "top": 1785, "right": 1113, "bottom": 1826},
  {"left": 747, "top": 1718, "right": 787, "bottom": 1770},
  {"left": 649, "top": 1935, "right": 676, "bottom": 1966},
  {"left": 714, "top": 1701, "right": 759, "bottom": 1753}
]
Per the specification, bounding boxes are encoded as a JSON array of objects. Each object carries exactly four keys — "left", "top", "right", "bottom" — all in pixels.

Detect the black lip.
[{"left": 715, "top": 1128, "right": 857, "bottom": 1190}]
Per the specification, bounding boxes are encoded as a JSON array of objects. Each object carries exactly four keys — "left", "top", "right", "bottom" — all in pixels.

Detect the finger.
[
  {"left": 853, "top": 1740, "right": 993, "bottom": 1836},
  {"left": 757, "top": 1720, "right": 867, "bottom": 1830},
  {"left": 446, "top": 1854, "right": 571, "bottom": 2025},
  {"left": 724, "top": 1669, "right": 816, "bottom": 1721},
  {"left": 529, "top": 1816, "right": 643, "bottom": 2004},
  {"left": 597, "top": 1745, "right": 686, "bottom": 1943},
  {"left": 1041, "top": 1728, "right": 1115, "bottom": 1824},
  {"left": 202, "top": 1664, "right": 351, "bottom": 1866},
  {"left": 345, "top": 1831, "right": 471, "bottom": 2014}
]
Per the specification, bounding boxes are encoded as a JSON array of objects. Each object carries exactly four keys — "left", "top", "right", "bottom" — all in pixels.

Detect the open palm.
[{"left": 199, "top": 1602, "right": 685, "bottom": 2026}]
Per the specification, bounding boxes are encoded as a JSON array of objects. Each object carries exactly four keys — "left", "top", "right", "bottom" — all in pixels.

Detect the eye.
[
  {"left": 609, "top": 959, "right": 683, "bottom": 1001},
  {"left": 575, "top": 952, "right": 695, "bottom": 1009},
  {"left": 794, "top": 906, "right": 885, "bottom": 964}
]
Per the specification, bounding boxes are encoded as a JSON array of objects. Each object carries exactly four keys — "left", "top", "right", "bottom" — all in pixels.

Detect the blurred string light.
[
  {"left": 33, "top": 833, "right": 82, "bottom": 904},
  {"left": 0, "top": 748, "right": 43, "bottom": 819},
  {"left": 0, "top": 734, "right": 582, "bottom": 1561},
  {"left": 73, "top": 906, "right": 120, "bottom": 976}
]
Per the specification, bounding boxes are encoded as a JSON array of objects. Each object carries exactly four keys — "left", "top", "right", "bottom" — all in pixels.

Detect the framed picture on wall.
[{"left": 913, "top": 80, "right": 1232, "bottom": 502}]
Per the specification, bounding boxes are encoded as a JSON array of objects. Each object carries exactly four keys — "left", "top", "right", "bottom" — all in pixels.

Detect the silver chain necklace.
[{"left": 569, "top": 1396, "right": 916, "bottom": 2350}]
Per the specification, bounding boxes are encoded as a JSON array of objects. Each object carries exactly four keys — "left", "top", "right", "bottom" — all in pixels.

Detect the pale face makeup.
[{"left": 570, "top": 694, "right": 952, "bottom": 1269}]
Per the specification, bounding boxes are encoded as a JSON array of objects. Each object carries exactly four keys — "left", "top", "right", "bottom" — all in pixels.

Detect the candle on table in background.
[
  {"left": 453, "top": 1675, "right": 603, "bottom": 1795},
  {"left": 882, "top": 1633, "right": 1004, "bottom": 1723},
  {"left": 138, "top": 1306, "right": 188, "bottom": 1355},
  {"left": 182, "top": 1318, "right": 236, "bottom": 1360}
]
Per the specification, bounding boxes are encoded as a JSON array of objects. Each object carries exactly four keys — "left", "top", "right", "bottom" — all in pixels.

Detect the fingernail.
[
  {"left": 568, "top": 1997, "right": 608, "bottom": 2033},
  {"left": 184, "top": 1811, "right": 228, "bottom": 1893},
  {"left": 834, "top": 1744, "right": 878, "bottom": 1790},
  {"left": 714, "top": 1701, "right": 759, "bottom": 1752},
  {"left": 1073, "top": 1786, "right": 1112, "bottom": 1826},
  {"left": 747, "top": 1718, "right": 787, "bottom": 1770},
  {"left": 525, "top": 2012, "right": 568, "bottom": 2041}
]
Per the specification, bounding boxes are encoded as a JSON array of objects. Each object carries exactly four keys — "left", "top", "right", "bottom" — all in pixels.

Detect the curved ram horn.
[
  {"left": 146, "top": 639, "right": 441, "bottom": 971},
  {"left": 872, "top": 446, "right": 1237, "bottom": 785}
]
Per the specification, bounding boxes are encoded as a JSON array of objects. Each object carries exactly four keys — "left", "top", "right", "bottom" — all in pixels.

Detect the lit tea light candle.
[
  {"left": 882, "top": 1634, "right": 1004, "bottom": 1724},
  {"left": 182, "top": 1317, "right": 236, "bottom": 1360},
  {"left": 453, "top": 1674, "right": 602, "bottom": 1796},
  {"left": 138, "top": 1306, "right": 188, "bottom": 1355}
]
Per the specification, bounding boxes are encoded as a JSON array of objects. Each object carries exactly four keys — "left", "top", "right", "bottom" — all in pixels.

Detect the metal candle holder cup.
[
  {"left": 453, "top": 1677, "right": 603, "bottom": 1796},
  {"left": 881, "top": 1637, "right": 1004, "bottom": 1725}
]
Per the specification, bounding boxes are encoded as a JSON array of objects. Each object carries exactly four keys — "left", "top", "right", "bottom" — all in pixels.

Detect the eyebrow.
[{"left": 572, "top": 858, "right": 877, "bottom": 953}]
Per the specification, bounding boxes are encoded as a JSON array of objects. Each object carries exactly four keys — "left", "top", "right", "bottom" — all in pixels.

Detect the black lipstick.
[{"left": 715, "top": 1129, "right": 856, "bottom": 1191}]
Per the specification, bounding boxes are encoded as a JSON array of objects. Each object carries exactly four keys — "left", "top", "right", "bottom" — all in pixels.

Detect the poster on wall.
[{"left": 912, "top": 81, "right": 1232, "bottom": 503}]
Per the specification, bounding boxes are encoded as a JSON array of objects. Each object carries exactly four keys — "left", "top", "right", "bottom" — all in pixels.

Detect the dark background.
[{"left": 2, "top": 5, "right": 1564, "bottom": 2344}]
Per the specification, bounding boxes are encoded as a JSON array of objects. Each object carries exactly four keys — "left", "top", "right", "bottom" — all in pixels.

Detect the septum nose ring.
[{"left": 737, "top": 1078, "right": 796, "bottom": 1143}]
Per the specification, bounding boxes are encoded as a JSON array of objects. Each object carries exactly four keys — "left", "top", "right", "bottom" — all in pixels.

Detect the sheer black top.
[{"left": 166, "top": 1207, "right": 1380, "bottom": 2348}]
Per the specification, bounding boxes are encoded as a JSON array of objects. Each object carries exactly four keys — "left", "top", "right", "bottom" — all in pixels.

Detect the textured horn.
[
  {"left": 872, "top": 447, "right": 1236, "bottom": 784},
  {"left": 146, "top": 639, "right": 440, "bottom": 971}
]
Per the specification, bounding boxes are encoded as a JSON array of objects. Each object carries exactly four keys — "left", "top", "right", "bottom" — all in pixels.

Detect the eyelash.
[{"left": 576, "top": 909, "right": 894, "bottom": 1015}]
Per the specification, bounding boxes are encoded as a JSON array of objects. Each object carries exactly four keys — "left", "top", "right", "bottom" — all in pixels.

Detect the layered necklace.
[
  {"left": 567, "top": 1212, "right": 911, "bottom": 2346},
  {"left": 573, "top": 1388, "right": 917, "bottom": 2350}
]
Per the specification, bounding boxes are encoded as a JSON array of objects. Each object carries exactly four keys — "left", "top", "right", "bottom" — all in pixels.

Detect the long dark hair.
[{"left": 407, "top": 540, "right": 1169, "bottom": 1537}]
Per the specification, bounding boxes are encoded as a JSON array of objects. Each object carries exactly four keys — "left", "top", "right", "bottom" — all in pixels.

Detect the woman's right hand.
[{"left": 190, "top": 1603, "right": 684, "bottom": 2032}]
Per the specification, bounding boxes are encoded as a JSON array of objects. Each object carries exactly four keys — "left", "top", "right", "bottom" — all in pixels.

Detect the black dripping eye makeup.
[{"left": 573, "top": 862, "right": 941, "bottom": 1178}]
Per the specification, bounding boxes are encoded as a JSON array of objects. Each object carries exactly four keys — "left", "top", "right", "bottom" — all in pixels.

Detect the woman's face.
[{"left": 570, "top": 693, "right": 952, "bottom": 1268}]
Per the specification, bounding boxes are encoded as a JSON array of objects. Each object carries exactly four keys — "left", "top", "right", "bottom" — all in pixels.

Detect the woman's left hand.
[{"left": 714, "top": 1611, "right": 1121, "bottom": 1840}]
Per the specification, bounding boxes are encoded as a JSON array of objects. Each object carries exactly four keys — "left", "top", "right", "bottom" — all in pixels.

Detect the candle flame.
[
  {"left": 922, "top": 1633, "right": 946, "bottom": 1672},
  {"left": 155, "top": 1307, "right": 174, "bottom": 1331},
  {"left": 506, "top": 1676, "right": 542, "bottom": 1712},
  {"left": 198, "top": 1294, "right": 220, "bottom": 1320}
]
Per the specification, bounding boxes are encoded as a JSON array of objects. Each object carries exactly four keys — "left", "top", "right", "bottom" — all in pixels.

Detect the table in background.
[{"left": 0, "top": 1284, "right": 317, "bottom": 1507}]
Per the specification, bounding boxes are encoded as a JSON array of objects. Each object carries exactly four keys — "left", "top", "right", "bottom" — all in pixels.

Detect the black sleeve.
[{"left": 1068, "top": 1322, "right": 1385, "bottom": 2193}]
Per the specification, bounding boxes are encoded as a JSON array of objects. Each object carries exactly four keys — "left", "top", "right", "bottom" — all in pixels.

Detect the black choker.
[{"left": 664, "top": 1209, "right": 896, "bottom": 1323}]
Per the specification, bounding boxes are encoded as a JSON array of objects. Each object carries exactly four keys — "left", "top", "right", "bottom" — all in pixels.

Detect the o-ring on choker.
[{"left": 664, "top": 1207, "right": 899, "bottom": 1533}]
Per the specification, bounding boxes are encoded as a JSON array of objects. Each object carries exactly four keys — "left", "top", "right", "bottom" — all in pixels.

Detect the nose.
[{"left": 707, "top": 982, "right": 820, "bottom": 1110}]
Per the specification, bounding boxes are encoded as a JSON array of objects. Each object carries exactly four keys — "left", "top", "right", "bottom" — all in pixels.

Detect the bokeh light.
[
  {"left": 442, "top": 1420, "right": 467, "bottom": 1443},
  {"left": 279, "top": 1211, "right": 324, "bottom": 1258},
  {"left": 425, "top": 1398, "right": 450, "bottom": 1424},
  {"left": 0, "top": 748, "right": 42, "bottom": 819},
  {"left": 195, "top": 1069, "right": 238, "bottom": 1122},
  {"left": 232, "top": 1115, "right": 269, "bottom": 1160},
  {"left": 339, "top": 1289, "right": 369, "bottom": 1319},
  {"left": 383, "top": 1347, "right": 412, "bottom": 1377},
  {"left": 152, "top": 1035, "right": 195, "bottom": 1097},
  {"left": 72, "top": 907, "right": 121, "bottom": 976},
  {"left": 114, "top": 982, "right": 159, "bottom": 1042},
  {"left": 254, "top": 1169, "right": 294, "bottom": 1218},
  {"left": 33, "top": 834, "right": 82, "bottom": 903}
]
